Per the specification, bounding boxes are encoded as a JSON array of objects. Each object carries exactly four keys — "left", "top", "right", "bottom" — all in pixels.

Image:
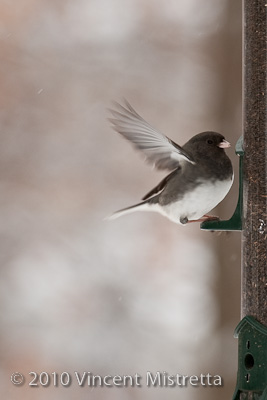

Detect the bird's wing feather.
[
  {"left": 109, "top": 100, "right": 194, "bottom": 171},
  {"left": 142, "top": 169, "right": 179, "bottom": 200}
]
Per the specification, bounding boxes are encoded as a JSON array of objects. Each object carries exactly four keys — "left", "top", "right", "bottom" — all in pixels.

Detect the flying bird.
[{"left": 108, "top": 100, "right": 233, "bottom": 225}]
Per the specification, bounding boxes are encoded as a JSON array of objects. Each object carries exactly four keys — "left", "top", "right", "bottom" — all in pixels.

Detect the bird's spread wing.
[{"left": 109, "top": 100, "right": 194, "bottom": 171}]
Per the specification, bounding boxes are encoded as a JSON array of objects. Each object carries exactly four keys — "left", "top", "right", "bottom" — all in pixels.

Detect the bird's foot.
[{"left": 187, "top": 215, "right": 220, "bottom": 224}]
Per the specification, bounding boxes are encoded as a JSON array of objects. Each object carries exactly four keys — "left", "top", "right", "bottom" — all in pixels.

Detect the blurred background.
[{"left": 0, "top": 1, "right": 242, "bottom": 399}]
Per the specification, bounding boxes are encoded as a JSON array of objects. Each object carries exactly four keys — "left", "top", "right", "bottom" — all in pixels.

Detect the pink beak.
[{"left": 218, "top": 139, "right": 231, "bottom": 149}]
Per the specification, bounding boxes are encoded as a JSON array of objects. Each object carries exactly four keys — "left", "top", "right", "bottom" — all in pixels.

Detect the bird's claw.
[{"left": 187, "top": 215, "right": 220, "bottom": 224}]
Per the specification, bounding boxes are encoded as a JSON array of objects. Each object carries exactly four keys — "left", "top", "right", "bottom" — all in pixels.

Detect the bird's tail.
[{"left": 106, "top": 199, "right": 157, "bottom": 220}]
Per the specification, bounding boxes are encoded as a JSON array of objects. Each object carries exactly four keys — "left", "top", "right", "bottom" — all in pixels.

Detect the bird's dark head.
[{"left": 183, "top": 131, "right": 231, "bottom": 162}]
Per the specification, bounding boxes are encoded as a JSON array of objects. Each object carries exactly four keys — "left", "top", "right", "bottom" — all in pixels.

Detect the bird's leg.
[{"left": 187, "top": 215, "right": 219, "bottom": 224}]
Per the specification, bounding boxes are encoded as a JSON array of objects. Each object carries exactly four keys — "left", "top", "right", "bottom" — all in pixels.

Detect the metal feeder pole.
[
  {"left": 200, "top": 1, "right": 267, "bottom": 397},
  {"left": 233, "top": 1, "right": 267, "bottom": 399},
  {"left": 242, "top": 0, "right": 267, "bottom": 326}
]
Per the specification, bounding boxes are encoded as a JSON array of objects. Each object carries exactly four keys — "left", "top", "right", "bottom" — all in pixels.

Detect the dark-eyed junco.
[{"left": 108, "top": 100, "right": 233, "bottom": 225}]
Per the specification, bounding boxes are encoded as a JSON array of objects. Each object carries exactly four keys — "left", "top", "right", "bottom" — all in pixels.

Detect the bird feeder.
[{"left": 202, "top": 1, "right": 267, "bottom": 398}]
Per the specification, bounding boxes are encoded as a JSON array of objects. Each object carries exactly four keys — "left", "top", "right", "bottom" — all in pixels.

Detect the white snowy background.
[{"left": 0, "top": 1, "right": 241, "bottom": 399}]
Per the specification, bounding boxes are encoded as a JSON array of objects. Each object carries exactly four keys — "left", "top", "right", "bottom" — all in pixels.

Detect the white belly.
[{"left": 155, "top": 177, "right": 233, "bottom": 224}]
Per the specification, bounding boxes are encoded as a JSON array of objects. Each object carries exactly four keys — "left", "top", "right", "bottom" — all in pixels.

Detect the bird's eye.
[{"left": 207, "top": 139, "right": 213, "bottom": 145}]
